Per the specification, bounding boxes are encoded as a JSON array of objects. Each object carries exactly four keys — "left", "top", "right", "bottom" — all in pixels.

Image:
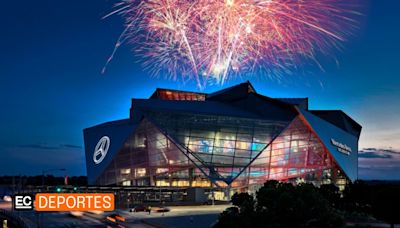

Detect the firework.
[{"left": 104, "top": 0, "right": 359, "bottom": 89}]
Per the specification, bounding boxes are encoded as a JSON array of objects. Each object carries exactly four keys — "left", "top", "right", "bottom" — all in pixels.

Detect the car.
[
  {"left": 3, "top": 195, "right": 12, "bottom": 202},
  {"left": 154, "top": 206, "right": 170, "bottom": 213},
  {"left": 129, "top": 205, "right": 148, "bottom": 212},
  {"left": 106, "top": 213, "right": 126, "bottom": 224},
  {"left": 87, "top": 210, "right": 104, "bottom": 215},
  {"left": 69, "top": 211, "right": 84, "bottom": 217}
]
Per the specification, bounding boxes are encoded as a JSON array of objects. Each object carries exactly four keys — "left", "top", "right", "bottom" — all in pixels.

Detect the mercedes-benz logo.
[{"left": 93, "top": 136, "right": 110, "bottom": 164}]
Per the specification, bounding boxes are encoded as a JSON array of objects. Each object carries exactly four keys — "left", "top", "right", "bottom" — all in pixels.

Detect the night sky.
[{"left": 1, "top": 0, "right": 399, "bottom": 179}]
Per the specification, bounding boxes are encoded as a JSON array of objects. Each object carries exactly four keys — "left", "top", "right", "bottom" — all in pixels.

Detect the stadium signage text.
[{"left": 330, "top": 138, "right": 351, "bottom": 155}]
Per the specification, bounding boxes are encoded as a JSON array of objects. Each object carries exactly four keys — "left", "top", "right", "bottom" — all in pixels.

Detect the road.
[
  {"left": 1, "top": 201, "right": 229, "bottom": 228},
  {"left": 4, "top": 202, "right": 398, "bottom": 228},
  {"left": 121, "top": 205, "right": 230, "bottom": 228}
]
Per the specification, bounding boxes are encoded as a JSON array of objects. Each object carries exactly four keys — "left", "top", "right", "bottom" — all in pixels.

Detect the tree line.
[
  {"left": 0, "top": 175, "right": 87, "bottom": 186},
  {"left": 215, "top": 180, "right": 400, "bottom": 228}
]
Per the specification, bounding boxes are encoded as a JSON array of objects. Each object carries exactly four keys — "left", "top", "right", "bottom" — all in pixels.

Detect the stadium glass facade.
[{"left": 84, "top": 82, "right": 361, "bottom": 195}]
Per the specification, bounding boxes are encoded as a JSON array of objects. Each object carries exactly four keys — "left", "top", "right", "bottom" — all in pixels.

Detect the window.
[
  {"left": 135, "top": 134, "right": 146, "bottom": 148},
  {"left": 120, "top": 168, "right": 131, "bottom": 175},
  {"left": 171, "top": 180, "right": 190, "bottom": 187},
  {"left": 156, "top": 180, "right": 170, "bottom": 187},
  {"left": 135, "top": 168, "right": 146, "bottom": 177},
  {"left": 156, "top": 168, "right": 169, "bottom": 174}
]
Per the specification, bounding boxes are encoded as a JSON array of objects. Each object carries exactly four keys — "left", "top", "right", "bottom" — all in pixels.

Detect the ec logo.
[
  {"left": 13, "top": 195, "right": 33, "bottom": 211},
  {"left": 93, "top": 136, "right": 110, "bottom": 164}
]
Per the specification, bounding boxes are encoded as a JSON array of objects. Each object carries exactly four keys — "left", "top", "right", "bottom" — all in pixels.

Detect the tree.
[
  {"left": 341, "top": 180, "right": 373, "bottom": 214},
  {"left": 231, "top": 192, "right": 254, "bottom": 214},
  {"left": 214, "top": 207, "right": 242, "bottom": 228},
  {"left": 214, "top": 181, "right": 344, "bottom": 228},
  {"left": 255, "top": 182, "right": 344, "bottom": 228},
  {"left": 371, "top": 185, "right": 400, "bottom": 228},
  {"left": 318, "top": 184, "right": 341, "bottom": 208},
  {"left": 215, "top": 192, "right": 255, "bottom": 228}
]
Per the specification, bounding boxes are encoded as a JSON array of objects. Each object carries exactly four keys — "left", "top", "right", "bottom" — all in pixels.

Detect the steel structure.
[{"left": 84, "top": 82, "right": 361, "bottom": 192}]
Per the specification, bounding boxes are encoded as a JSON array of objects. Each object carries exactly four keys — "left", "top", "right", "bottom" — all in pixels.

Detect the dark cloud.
[
  {"left": 359, "top": 151, "right": 393, "bottom": 159},
  {"left": 60, "top": 144, "right": 83, "bottom": 149},
  {"left": 359, "top": 148, "right": 400, "bottom": 180},
  {"left": 381, "top": 149, "right": 400, "bottom": 154},
  {"left": 18, "top": 144, "right": 82, "bottom": 150},
  {"left": 362, "top": 148, "right": 377, "bottom": 151},
  {"left": 19, "top": 144, "right": 59, "bottom": 150},
  {"left": 0, "top": 144, "right": 86, "bottom": 176}
]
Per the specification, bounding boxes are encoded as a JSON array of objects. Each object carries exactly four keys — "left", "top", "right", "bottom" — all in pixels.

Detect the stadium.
[{"left": 84, "top": 82, "right": 361, "bottom": 198}]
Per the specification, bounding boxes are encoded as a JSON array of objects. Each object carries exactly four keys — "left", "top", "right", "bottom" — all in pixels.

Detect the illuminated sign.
[
  {"left": 34, "top": 193, "right": 114, "bottom": 211},
  {"left": 14, "top": 193, "right": 115, "bottom": 211},
  {"left": 330, "top": 138, "right": 351, "bottom": 155},
  {"left": 93, "top": 136, "right": 110, "bottom": 164}
]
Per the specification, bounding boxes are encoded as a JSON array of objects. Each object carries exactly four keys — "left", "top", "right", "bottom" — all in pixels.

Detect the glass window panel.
[
  {"left": 135, "top": 168, "right": 147, "bottom": 178},
  {"left": 210, "top": 155, "right": 234, "bottom": 165}
]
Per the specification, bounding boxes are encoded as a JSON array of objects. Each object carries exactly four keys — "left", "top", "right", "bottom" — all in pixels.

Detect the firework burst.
[{"left": 104, "top": 0, "right": 360, "bottom": 89}]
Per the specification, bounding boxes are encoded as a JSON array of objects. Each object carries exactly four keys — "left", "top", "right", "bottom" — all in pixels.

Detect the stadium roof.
[{"left": 142, "top": 81, "right": 361, "bottom": 137}]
